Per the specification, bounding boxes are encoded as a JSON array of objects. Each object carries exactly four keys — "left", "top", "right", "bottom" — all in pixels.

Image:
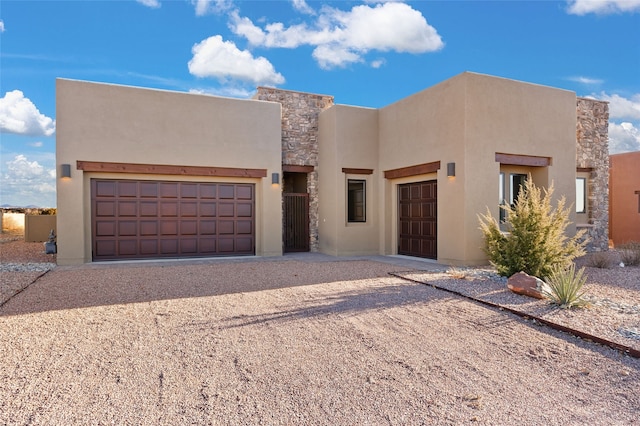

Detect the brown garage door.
[
  {"left": 91, "top": 179, "right": 255, "bottom": 261},
  {"left": 398, "top": 180, "right": 437, "bottom": 259}
]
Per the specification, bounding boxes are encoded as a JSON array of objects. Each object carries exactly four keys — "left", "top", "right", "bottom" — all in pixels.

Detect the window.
[
  {"left": 510, "top": 173, "right": 527, "bottom": 206},
  {"left": 499, "top": 172, "right": 506, "bottom": 223},
  {"left": 347, "top": 179, "right": 366, "bottom": 222},
  {"left": 576, "top": 177, "right": 586, "bottom": 214}
]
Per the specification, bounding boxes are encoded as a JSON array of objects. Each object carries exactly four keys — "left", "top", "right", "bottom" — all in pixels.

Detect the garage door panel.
[
  {"left": 95, "top": 181, "right": 116, "bottom": 197},
  {"left": 200, "top": 238, "right": 216, "bottom": 253},
  {"left": 219, "top": 221, "right": 234, "bottom": 234},
  {"left": 161, "top": 221, "right": 178, "bottom": 236},
  {"left": 161, "top": 202, "right": 178, "bottom": 217},
  {"left": 160, "top": 183, "right": 179, "bottom": 198},
  {"left": 181, "top": 221, "right": 198, "bottom": 235},
  {"left": 118, "top": 240, "right": 137, "bottom": 255},
  {"left": 96, "top": 201, "right": 115, "bottom": 217},
  {"left": 119, "top": 221, "right": 137, "bottom": 236},
  {"left": 236, "top": 186, "right": 252, "bottom": 200},
  {"left": 200, "top": 184, "right": 217, "bottom": 199},
  {"left": 200, "top": 220, "right": 216, "bottom": 235},
  {"left": 237, "top": 203, "right": 252, "bottom": 217},
  {"left": 118, "top": 201, "right": 137, "bottom": 217},
  {"left": 118, "top": 181, "right": 138, "bottom": 197},
  {"left": 181, "top": 239, "right": 198, "bottom": 254},
  {"left": 140, "top": 182, "right": 158, "bottom": 197},
  {"left": 92, "top": 179, "right": 255, "bottom": 260},
  {"left": 140, "top": 240, "right": 158, "bottom": 255},
  {"left": 180, "top": 183, "right": 198, "bottom": 198},
  {"left": 181, "top": 202, "right": 197, "bottom": 217},
  {"left": 218, "top": 239, "right": 235, "bottom": 252},
  {"left": 237, "top": 220, "right": 252, "bottom": 235},
  {"left": 219, "top": 203, "right": 235, "bottom": 217},
  {"left": 140, "top": 221, "right": 158, "bottom": 235},
  {"left": 96, "top": 221, "right": 116, "bottom": 237},
  {"left": 140, "top": 202, "right": 158, "bottom": 217},
  {"left": 219, "top": 185, "right": 235, "bottom": 199},
  {"left": 95, "top": 240, "right": 116, "bottom": 257},
  {"left": 200, "top": 203, "right": 217, "bottom": 217}
]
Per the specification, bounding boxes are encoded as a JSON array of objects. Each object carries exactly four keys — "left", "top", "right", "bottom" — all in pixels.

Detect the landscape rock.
[{"left": 507, "top": 271, "right": 547, "bottom": 299}]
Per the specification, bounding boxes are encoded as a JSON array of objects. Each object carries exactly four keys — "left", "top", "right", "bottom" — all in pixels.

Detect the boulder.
[{"left": 507, "top": 271, "right": 547, "bottom": 299}]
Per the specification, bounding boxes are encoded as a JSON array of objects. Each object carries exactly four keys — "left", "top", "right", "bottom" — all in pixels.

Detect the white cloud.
[
  {"left": 27, "top": 141, "right": 44, "bottom": 148},
  {"left": 188, "top": 35, "right": 285, "bottom": 86},
  {"left": 371, "top": 58, "right": 386, "bottom": 69},
  {"left": 230, "top": 2, "right": 443, "bottom": 69},
  {"left": 568, "top": 76, "right": 604, "bottom": 85},
  {"left": 609, "top": 121, "right": 640, "bottom": 153},
  {"left": 137, "top": 0, "right": 161, "bottom": 8},
  {"left": 0, "top": 19, "right": 5, "bottom": 32},
  {"left": 291, "top": 0, "right": 315, "bottom": 15},
  {"left": 597, "top": 92, "right": 640, "bottom": 120},
  {"left": 567, "top": 0, "right": 640, "bottom": 15},
  {"left": 192, "top": 0, "right": 234, "bottom": 16},
  {"left": 0, "top": 90, "right": 56, "bottom": 137},
  {"left": 0, "top": 154, "right": 56, "bottom": 207}
]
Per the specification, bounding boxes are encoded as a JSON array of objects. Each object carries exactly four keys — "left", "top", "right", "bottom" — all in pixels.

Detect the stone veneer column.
[
  {"left": 576, "top": 98, "right": 609, "bottom": 251},
  {"left": 255, "top": 88, "right": 334, "bottom": 251}
]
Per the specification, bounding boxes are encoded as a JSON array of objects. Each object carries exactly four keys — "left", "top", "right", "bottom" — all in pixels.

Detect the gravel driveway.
[{"left": 1, "top": 256, "right": 639, "bottom": 425}]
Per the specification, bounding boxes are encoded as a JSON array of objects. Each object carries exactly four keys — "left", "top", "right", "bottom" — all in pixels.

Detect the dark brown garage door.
[
  {"left": 91, "top": 179, "right": 255, "bottom": 261},
  {"left": 398, "top": 180, "right": 437, "bottom": 259}
]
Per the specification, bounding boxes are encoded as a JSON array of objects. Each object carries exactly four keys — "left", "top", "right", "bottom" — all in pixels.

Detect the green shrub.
[
  {"left": 478, "top": 178, "right": 587, "bottom": 278},
  {"left": 618, "top": 241, "right": 640, "bottom": 266},
  {"left": 542, "top": 263, "right": 589, "bottom": 308}
]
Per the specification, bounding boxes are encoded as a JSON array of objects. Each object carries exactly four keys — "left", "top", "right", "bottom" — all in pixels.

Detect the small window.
[
  {"left": 576, "top": 177, "right": 586, "bottom": 213},
  {"left": 347, "top": 179, "right": 366, "bottom": 222},
  {"left": 510, "top": 173, "right": 527, "bottom": 206}
]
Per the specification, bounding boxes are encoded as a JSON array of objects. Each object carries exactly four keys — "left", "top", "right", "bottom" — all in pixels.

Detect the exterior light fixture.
[
  {"left": 272, "top": 172, "right": 280, "bottom": 185},
  {"left": 447, "top": 162, "right": 455, "bottom": 177},
  {"left": 61, "top": 164, "right": 72, "bottom": 179}
]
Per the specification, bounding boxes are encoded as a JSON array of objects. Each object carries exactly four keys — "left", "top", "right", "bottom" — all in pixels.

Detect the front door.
[{"left": 398, "top": 180, "right": 437, "bottom": 259}]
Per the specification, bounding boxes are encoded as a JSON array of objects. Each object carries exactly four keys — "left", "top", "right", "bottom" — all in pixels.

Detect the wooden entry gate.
[{"left": 283, "top": 193, "right": 310, "bottom": 252}]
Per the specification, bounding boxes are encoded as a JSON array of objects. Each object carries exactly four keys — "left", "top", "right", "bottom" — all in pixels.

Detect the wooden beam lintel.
[{"left": 76, "top": 161, "right": 267, "bottom": 178}]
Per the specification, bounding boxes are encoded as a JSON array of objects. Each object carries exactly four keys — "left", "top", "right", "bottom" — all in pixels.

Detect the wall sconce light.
[
  {"left": 447, "top": 162, "right": 456, "bottom": 177},
  {"left": 271, "top": 172, "right": 280, "bottom": 185},
  {"left": 61, "top": 164, "right": 72, "bottom": 179}
]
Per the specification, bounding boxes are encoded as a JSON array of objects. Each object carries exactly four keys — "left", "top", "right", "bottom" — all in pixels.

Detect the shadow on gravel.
[
  {"left": 0, "top": 260, "right": 414, "bottom": 316},
  {"left": 220, "top": 283, "right": 451, "bottom": 329}
]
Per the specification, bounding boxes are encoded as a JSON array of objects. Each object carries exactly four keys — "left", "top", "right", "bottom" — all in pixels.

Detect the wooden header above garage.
[
  {"left": 76, "top": 161, "right": 268, "bottom": 178},
  {"left": 384, "top": 161, "right": 441, "bottom": 179}
]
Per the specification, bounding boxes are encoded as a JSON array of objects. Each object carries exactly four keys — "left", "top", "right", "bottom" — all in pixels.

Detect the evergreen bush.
[{"left": 478, "top": 177, "right": 587, "bottom": 278}]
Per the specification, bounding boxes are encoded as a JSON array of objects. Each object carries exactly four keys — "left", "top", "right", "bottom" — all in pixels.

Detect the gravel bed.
[{"left": 1, "top": 239, "right": 639, "bottom": 424}]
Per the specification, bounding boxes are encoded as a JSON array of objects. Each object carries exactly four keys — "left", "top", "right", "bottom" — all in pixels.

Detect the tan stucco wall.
[
  {"left": 56, "top": 79, "right": 283, "bottom": 265},
  {"left": 322, "top": 72, "right": 578, "bottom": 265},
  {"left": 318, "top": 105, "right": 379, "bottom": 256},
  {"left": 24, "top": 215, "right": 57, "bottom": 242},
  {"left": 462, "top": 73, "right": 577, "bottom": 265},
  {"left": 609, "top": 151, "right": 640, "bottom": 245}
]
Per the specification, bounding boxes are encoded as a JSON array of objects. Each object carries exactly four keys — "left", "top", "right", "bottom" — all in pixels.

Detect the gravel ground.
[{"left": 1, "top": 239, "right": 639, "bottom": 425}]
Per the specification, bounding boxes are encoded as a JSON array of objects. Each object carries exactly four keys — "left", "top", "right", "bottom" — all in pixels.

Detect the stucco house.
[
  {"left": 55, "top": 72, "right": 609, "bottom": 266},
  {"left": 609, "top": 151, "right": 640, "bottom": 246}
]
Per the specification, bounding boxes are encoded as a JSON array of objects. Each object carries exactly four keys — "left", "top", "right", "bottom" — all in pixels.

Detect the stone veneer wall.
[
  {"left": 576, "top": 97, "right": 609, "bottom": 251},
  {"left": 255, "top": 88, "right": 334, "bottom": 251}
]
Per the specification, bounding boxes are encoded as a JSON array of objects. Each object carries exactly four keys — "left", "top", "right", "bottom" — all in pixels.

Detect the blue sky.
[{"left": 1, "top": 0, "right": 639, "bottom": 207}]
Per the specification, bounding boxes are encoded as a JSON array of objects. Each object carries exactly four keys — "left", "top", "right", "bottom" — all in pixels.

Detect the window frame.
[
  {"left": 576, "top": 177, "right": 587, "bottom": 214},
  {"left": 347, "top": 179, "right": 366, "bottom": 223}
]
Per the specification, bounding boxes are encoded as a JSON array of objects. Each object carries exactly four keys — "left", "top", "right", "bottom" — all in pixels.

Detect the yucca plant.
[{"left": 542, "top": 263, "right": 589, "bottom": 308}]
